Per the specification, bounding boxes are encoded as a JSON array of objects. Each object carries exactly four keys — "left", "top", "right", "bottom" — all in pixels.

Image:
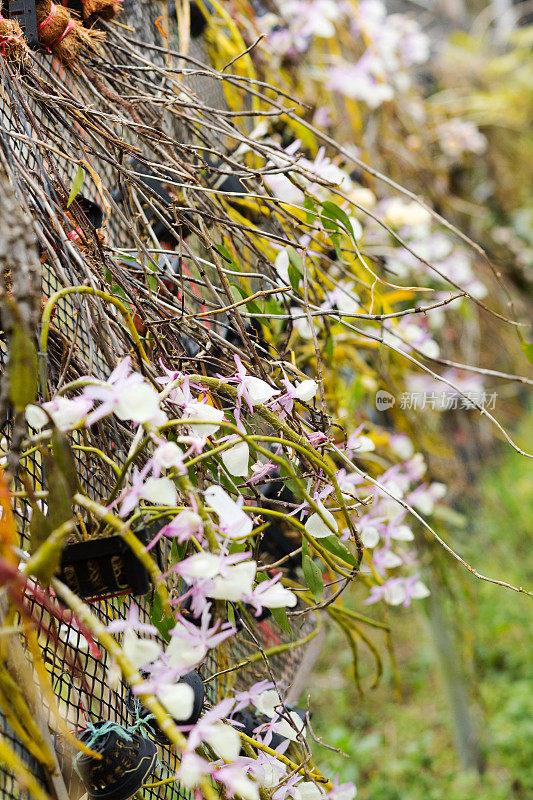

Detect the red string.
[
  {"left": 38, "top": 3, "right": 76, "bottom": 49},
  {"left": 53, "top": 16, "right": 75, "bottom": 45},
  {"left": 0, "top": 28, "right": 24, "bottom": 58},
  {"left": 38, "top": 2, "right": 57, "bottom": 32}
]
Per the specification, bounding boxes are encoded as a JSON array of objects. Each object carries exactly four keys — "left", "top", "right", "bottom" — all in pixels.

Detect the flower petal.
[
  {"left": 157, "top": 682, "right": 195, "bottom": 721},
  {"left": 305, "top": 502, "right": 336, "bottom": 539},
  {"left": 221, "top": 439, "right": 250, "bottom": 477}
]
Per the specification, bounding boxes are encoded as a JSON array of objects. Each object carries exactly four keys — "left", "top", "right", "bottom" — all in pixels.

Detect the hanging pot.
[
  {"left": 77, "top": 722, "right": 157, "bottom": 800},
  {"left": 58, "top": 523, "right": 162, "bottom": 602},
  {"left": 4, "top": 0, "right": 39, "bottom": 47},
  {"left": 126, "top": 670, "right": 204, "bottom": 744},
  {"left": 58, "top": 535, "right": 151, "bottom": 601}
]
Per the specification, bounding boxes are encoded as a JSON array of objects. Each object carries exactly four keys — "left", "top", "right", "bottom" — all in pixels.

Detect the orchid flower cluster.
[
  {"left": 18, "top": 332, "right": 444, "bottom": 796},
  {"left": 248, "top": 0, "right": 487, "bottom": 173},
  {"left": 255, "top": 0, "right": 429, "bottom": 108}
]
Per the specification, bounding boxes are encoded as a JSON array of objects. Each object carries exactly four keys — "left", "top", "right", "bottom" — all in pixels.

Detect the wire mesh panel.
[{"left": 0, "top": 3, "right": 320, "bottom": 798}]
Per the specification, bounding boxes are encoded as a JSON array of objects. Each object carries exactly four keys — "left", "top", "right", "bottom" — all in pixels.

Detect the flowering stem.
[
  {"left": 50, "top": 577, "right": 220, "bottom": 800},
  {"left": 243, "top": 506, "right": 353, "bottom": 578},
  {"left": 40, "top": 287, "right": 149, "bottom": 399},
  {"left": 161, "top": 375, "right": 360, "bottom": 552},
  {"left": 176, "top": 474, "right": 220, "bottom": 551}
]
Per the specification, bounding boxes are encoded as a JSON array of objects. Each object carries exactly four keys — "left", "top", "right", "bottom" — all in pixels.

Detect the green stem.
[{"left": 50, "top": 577, "right": 220, "bottom": 800}]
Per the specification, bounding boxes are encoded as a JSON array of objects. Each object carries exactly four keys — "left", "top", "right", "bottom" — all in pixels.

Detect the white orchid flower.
[
  {"left": 298, "top": 782, "right": 326, "bottom": 800},
  {"left": 271, "top": 711, "right": 306, "bottom": 742},
  {"left": 26, "top": 396, "right": 93, "bottom": 432},
  {"left": 174, "top": 551, "right": 221, "bottom": 581},
  {"left": 246, "top": 575, "right": 298, "bottom": 613},
  {"left": 292, "top": 379, "right": 319, "bottom": 402},
  {"left": 205, "top": 722, "right": 241, "bottom": 762},
  {"left": 221, "top": 438, "right": 250, "bottom": 477},
  {"left": 153, "top": 441, "right": 185, "bottom": 471},
  {"left": 411, "top": 580, "right": 430, "bottom": 599},
  {"left": 383, "top": 582, "right": 406, "bottom": 606},
  {"left": 360, "top": 525, "right": 380, "bottom": 549},
  {"left": 177, "top": 753, "right": 211, "bottom": 789},
  {"left": 115, "top": 383, "right": 161, "bottom": 424},
  {"left": 390, "top": 524, "right": 414, "bottom": 541},
  {"left": 207, "top": 561, "right": 257, "bottom": 603},
  {"left": 141, "top": 476, "right": 178, "bottom": 506},
  {"left": 157, "top": 682, "right": 195, "bottom": 721},
  {"left": 184, "top": 400, "right": 225, "bottom": 437},
  {"left": 204, "top": 485, "right": 253, "bottom": 540},
  {"left": 166, "top": 635, "right": 208, "bottom": 671},
  {"left": 253, "top": 689, "right": 280, "bottom": 718},
  {"left": 381, "top": 551, "right": 403, "bottom": 569},
  {"left": 242, "top": 375, "right": 280, "bottom": 406},
  {"left": 305, "top": 501, "right": 336, "bottom": 539},
  {"left": 122, "top": 630, "right": 161, "bottom": 669},
  {"left": 347, "top": 432, "right": 375, "bottom": 453}
]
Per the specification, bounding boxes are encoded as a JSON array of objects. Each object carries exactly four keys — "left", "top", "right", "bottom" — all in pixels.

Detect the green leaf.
[
  {"left": 149, "top": 592, "right": 174, "bottom": 642},
  {"left": 8, "top": 324, "right": 38, "bottom": 411},
  {"left": 147, "top": 273, "right": 158, "bottom": 292},
  {"left": 246, "top": 299, "right": 262, "bottom": 316},
  {"left": 216, "top": 244, "right": 239, "bottom": 271},
  {"left": 321, "top": 200, "right": 356, "bottom": 259},
  {"left": 67, "top": 165, "right": 85, "bottom": 208},
  {"left": 266, "top": 298, "right": 282, "bottom": 316},
  {"left": 288, "top": 262, "right": 301, "bottom": 292},
  {"left": 304, "top": 196, "right": 318, "bottom": 226},
  {"left": 320, "top": 535, "right": 357, "bottom": 567},
  {"left": 521, "top": 341, "right": 533, "bottom": 366},
  {"left": 170, "top": 537, "right": 188, "bottom": 565},
  {"left": 229, "top": 540, "right": 248, "bottom": 555},
  {"left": 303, "top": 554, "right": 324, "bottom": 603},
  {"left": 110, "top": 283, "right": 128, "bottom": 300},
  {"left": 270, "top": 605, "right": 292, "bottom": 636},
  {"left": 117, "top": 253, "right": 140, "bottom": 265},
  {"left": 286, "top": 246, "right": 303, "bottom": 274},
  {"left": 321, "top": 200, "right": 355, "bottom": 239}
]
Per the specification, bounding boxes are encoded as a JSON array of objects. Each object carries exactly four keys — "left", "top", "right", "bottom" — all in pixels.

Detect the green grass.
[{"left": 308, "top": 415, "right": 533, "bottom": 800}]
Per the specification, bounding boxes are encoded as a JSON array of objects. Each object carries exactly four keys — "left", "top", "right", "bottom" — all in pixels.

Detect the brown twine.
[
  {"left": 0, "top": 16, "right": 29, "bottom": 64},
  {"left": 81, "top": 0, "right": 122, "bottom": 25},
  {"left": 35, "top": 0, "right": 104, "bottom": 65}
]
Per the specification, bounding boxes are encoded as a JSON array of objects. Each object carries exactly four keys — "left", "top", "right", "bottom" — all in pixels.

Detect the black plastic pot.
[
  {"left": 72, "top": 194, "right": 104, "bottom": 230},
  {"left": 232, "top": 705, "right": 308, "bottom": 752},
  {"left": 126, "top": 670, "right": 204, "bottom": 744},
  {"left": 58, "top": 535, "right": 151, "bottom": 601},
  {"left": 4, "top": 0, "right": 39, "bottom": 48},
  {"left": 232, "top": 709, "right": 284, "bottom": 751},
  {"left": 77, "top": 722, "right": 157, "bottom": 800},
  {"left": 189, "top": 1, "right": 213, "bottom": 38}
]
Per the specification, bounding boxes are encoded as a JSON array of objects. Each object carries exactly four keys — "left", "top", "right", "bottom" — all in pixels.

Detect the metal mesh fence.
[{"left": 0, "top": 4, "right": 317, "bottom": 797}]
